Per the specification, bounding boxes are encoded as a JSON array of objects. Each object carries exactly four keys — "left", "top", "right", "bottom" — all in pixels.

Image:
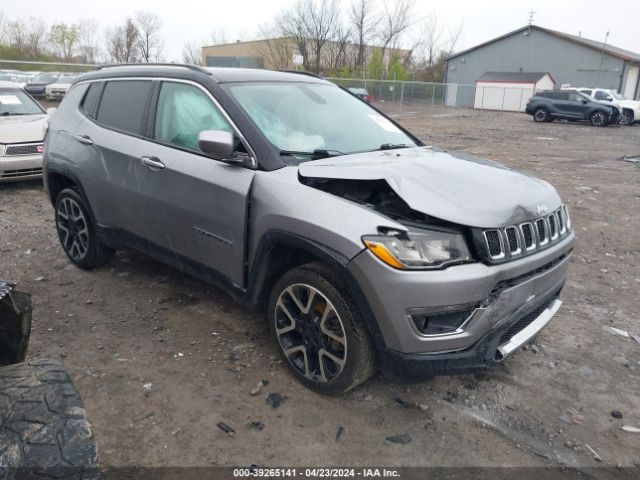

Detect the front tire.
[
  {"left": 533, "top": 108, "right": 549, "bottom": 122},
  {"left": 55, "top": 188, "right": 114, "bottom": 269},
  {"left": 590, "top": 110, "right": 608, "bottom": 127},
  {"left": 268, "top": 262, "right": 376, "bottom": 394}
]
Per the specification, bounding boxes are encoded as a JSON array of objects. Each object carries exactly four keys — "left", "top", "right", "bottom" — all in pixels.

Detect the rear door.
[
  {"left": 136, "top": 80, "right": 255, "bottom": 286},
  {"left": 81, "top": 79, "right": 156, "bottom": 238}
]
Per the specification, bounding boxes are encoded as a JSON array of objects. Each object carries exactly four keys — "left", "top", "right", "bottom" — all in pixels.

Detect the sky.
[{"left": 2, "top": 0, "right": 639, "bottom": 61}]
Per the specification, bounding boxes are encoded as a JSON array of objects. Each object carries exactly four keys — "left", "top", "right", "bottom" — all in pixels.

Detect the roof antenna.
[
  {"left": 527, "top": 10, "right": 536, "bottom": 30},
  {"left": 603, "top": 30, "right": 610, "bottom": 48}
]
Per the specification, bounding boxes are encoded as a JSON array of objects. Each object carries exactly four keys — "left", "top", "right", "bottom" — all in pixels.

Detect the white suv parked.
[{"left": 576, "top": 88, "right": 639, "bottom": 125}]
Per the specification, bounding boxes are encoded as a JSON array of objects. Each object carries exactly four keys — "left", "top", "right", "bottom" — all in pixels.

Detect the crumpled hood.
[
  {"left": 0, "top": 114, "right": 47, "bottom": 144},
  {"left": 298, "top": 147, "right": 562, "bottom": 228}
]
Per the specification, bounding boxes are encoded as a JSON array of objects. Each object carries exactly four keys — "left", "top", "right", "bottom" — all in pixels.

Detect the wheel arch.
[{"left": 247, "top": 231, "right": 385, "bottom": 347}]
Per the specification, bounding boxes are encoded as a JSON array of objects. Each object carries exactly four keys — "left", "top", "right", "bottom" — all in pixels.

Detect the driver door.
[{"left": 137, "top": 80, "right": 255, "bottom": 286}]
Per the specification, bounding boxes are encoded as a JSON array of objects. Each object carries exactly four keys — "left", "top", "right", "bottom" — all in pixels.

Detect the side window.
[
  {"left": 96, "top": 80, "right": 153, "bottom": 135},
  {"left": 568, "top": 92, "right": 581, "bottom": 102},
  {"left": 80, "top": 82, "right": 102, "bottom": 118},
  {"left": 594, "top": 91, "right": 609, "bottom": 101},
  {"left": 557, "top": 91, "right": 570, "bottom": 101},
  {"left": 580, "top": 89, "right": 592, "bottom": 96},
  {"left": 154, "top": 82, "right": 232, "bottom": 152}
]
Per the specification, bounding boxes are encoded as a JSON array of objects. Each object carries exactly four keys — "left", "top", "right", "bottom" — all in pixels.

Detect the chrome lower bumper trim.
[{"left": 496, "top": 298, "right": 562, "bottom": 360}]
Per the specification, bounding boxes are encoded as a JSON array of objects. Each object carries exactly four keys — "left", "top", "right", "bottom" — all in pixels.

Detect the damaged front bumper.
[
  {"left": 0, "top": 280, "right": 33, "bottom": 366},
  {"left": 348, "top": 232, "right": 574, "bottom": 378}
]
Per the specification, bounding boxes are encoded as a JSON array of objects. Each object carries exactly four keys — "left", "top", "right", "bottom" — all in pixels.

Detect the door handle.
[
  {"left": 75, "top": 135, "right": 94, "bottom": 145},
  {"left": 141, "top": 156, "right": 165, "bottom": 170}
]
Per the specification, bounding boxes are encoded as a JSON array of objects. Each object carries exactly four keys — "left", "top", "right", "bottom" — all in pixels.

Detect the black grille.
[
  {"left": 505, "top": 227, "right": 519, "bottom": 253},
  {"left": 0, "top": 167, "right": 43, "bottom": 178},
  {"left": 498, "top": 293, "right": 559, "bottom": 345},
  {"left": 521, "top": 223, "right": 534, "bottom": 248},
  {"left": 5, "top": 144, "right": 43, "bottom": 156},
  {"left": 548, "top": 214, "right": 557, "bottom": 237},
  {"left": 536, "top": 219, "right": 546, "bottom": 243},
  {"left": 485, "top": 231, "right": 502, "bottom": 257}
]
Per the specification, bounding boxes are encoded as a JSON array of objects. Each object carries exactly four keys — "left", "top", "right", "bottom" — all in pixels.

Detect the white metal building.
[{"left": 474, "top": 72, "right": 555, "bottom": 111}]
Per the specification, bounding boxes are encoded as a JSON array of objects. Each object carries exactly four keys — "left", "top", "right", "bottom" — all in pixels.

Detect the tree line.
[
  {"left": 0, "top": 1, "right": 463, "bottom": 81},
  {"left": 0, "top": 11, "right": 164, "bottom": 67}
]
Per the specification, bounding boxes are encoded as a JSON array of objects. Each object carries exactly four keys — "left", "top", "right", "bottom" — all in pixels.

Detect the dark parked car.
[
  {"left": 24, "top": 73, "right": 60, "bottom": 99},
  {"left": 525, "top": 90, "right": 619, "bottom": 126},
  {"left": 348, "top": 87, "right": 374, "bottom": 103}
]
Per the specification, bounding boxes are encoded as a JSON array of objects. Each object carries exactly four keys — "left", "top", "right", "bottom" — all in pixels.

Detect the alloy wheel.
[
  {"left": 620, "top": 110, "right": 633, "bottom": 125},
  {"left": 274, "top": 283, "right": 347, "bottom": 383},
  {"left": 57, "top": 197, "right": 90, "bottom": 262},
  {"left": 592, "top": 111, "right": 607, "bottom": 126},
  {"left": 534, "top": 109, "right": 547, "bottom": 122}
]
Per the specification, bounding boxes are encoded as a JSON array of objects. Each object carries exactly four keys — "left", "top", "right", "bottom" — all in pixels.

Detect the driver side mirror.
[
  {"left": 199, "top": 129, "right": 236, "bottom": 157},
  {"left": 605, "top": 96, "right": 613, "bottom": 102},
  {"left": 581, "top": 99, "right": 588, "bottom": 104}
]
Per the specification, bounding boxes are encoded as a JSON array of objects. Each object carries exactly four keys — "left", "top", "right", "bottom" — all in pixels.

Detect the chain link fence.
[{"left": 328, "top": 77, "right": 538, "bottom": 115}]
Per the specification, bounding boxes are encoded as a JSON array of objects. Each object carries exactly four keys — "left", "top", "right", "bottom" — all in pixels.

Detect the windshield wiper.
[
  {"left": 377, "top": 143, "right": 410, "bottom": 151},
  {"left": 0, "top": 112, "right": 27, "bottom": 116},
  {"left": 279, "top": 149, "right": 345, "bottom": 159}
]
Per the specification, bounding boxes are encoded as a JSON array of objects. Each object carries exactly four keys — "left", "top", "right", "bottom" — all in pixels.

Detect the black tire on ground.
[
  {"left": 533, "top": 108, "right": 549, "bottom": 122},
  {"left": 590, "top": 110, "right": 608, "bottom": 127},
  {"left": 55, "top": 188, "right": 114, "bottom": 270},
  {"left": 620, "top": 109, "right": 634, "bottom": 126},
  {"left": 0, "top": 360, "right": 99, "bottom": 479},
  {"left": 268, "top": 262, "right": 376, "bottom": 395}
]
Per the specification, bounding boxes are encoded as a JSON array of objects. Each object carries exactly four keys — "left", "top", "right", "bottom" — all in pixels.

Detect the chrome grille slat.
[{"left": 482, "top": 204, "right": 571, "bottom": 262}]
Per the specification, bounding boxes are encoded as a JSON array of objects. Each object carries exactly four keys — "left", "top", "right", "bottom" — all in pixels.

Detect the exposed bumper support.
[{"left": 496, "top": 298, "right": 562, "bottom": 360}]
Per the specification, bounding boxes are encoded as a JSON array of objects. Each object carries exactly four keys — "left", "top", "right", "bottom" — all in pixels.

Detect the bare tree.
[
  {"left": 0, "top": 12, "right": 7, "bottom": 45},
  {"left": 378, "top": 0, "right": 415, "bottom": 55},
  {"left": 416, "top": 13, "right": 443, "bottom": 68},
  {"left": 49, "top": 23, "right": 79, "bottom": 62},
  {"left": 77, "top": 19, "right": 101, "bottom": 63},
  {"left": 444, "top": 20, "right": 464, "bottom": 56},
  {"left": 135, "top": 11, "right": 163, "bottom": 62},
  {"left": 106, "top": 19, "right": 139, "bottom": 63},
  {"left": 182, "top": 40, "right": 203, "bottom": 65},
  {"left": 326, "top": 23, "right": 350, "bottom": 73},
  {"left": 277, "top": 0, "right": 341, "bottom": 73},
  {"left": 255, "top": 24, "right": 294, "bottom": 70},
  {"left": 21, "top": 17, "right": 47, "bottom": 57},
  {"left": 208, "top": 30, "right": 230, "bottom": 46},
  {"left": 349, "top": 0, "right": 379, "bottom": 71},
  {"left": 7, "top": 18, "right": 27, "bottom": 51}
]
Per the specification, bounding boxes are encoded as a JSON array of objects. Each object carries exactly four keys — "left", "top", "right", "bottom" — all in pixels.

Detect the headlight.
[{"left": 363, "top": 230, "right": 471, "bottom": 270}]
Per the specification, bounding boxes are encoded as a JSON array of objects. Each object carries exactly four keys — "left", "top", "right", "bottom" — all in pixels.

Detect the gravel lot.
[{"left": 1, "top": 105, "right": 639, "bottom": 468}]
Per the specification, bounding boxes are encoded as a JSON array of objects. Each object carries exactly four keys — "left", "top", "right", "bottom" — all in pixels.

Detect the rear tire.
[
  {"left": 55, "top": 188, "right": 114, "bottom": 269},
  {"left": 620, "top": 109, "right": 634, "bottom": 126},
  {"left": 590, "top": 110, "right": 608, "bottom": 127},
  {"left": 533, "top": 108, "right": 549, "bottom": 122},
  {"left": 268, "top": 262, "right": 376, "bottom": 394}
]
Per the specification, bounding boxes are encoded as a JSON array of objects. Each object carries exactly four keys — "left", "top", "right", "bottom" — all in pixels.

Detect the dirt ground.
[{"left": 1, "top": 105, "right": 639, "bottom": 469}]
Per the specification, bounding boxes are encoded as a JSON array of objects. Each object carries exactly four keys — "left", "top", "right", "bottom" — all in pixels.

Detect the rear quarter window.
[
  {"left": 79, "top": 82, "right": 103, "bottom": 118},
  {"left": 95, "top": 80, "right": 154, "bottom": 135}
]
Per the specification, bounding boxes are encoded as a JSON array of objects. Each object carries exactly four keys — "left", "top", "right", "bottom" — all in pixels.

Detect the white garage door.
[{"left": 624, "top": 66, "right": 639, "bottom": 100}]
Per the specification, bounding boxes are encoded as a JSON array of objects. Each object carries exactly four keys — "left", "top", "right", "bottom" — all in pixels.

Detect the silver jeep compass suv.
[{"left": 43, "top": 65, "right": 574, "bottom": 394}]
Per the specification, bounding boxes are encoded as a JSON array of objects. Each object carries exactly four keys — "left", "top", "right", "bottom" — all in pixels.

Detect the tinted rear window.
[{"left": 96, "top": 80, "right": 153, "bottom": 135}]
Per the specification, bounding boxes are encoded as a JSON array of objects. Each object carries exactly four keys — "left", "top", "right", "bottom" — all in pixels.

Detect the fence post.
[
  {"left": 400, "top": 82, "right": 405, "bottom": 110},
  {"left": 431, "top": 85, "right": 435, "bottom": 106},
  {"left": 501, "top": 88, "right": 506, "bottom": 111}
]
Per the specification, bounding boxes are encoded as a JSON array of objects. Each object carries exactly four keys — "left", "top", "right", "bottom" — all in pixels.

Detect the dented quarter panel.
[{"left": 298, "top": 147, "right": 562, "bottom": 228}]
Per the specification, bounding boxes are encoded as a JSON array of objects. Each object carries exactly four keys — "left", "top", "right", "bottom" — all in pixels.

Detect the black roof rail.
[
  {"left": 279, "top": 70, "right": 325, "bottom": 79},
  {"left": 94, "top": 63, "right": 212, "bottom": 75}
]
